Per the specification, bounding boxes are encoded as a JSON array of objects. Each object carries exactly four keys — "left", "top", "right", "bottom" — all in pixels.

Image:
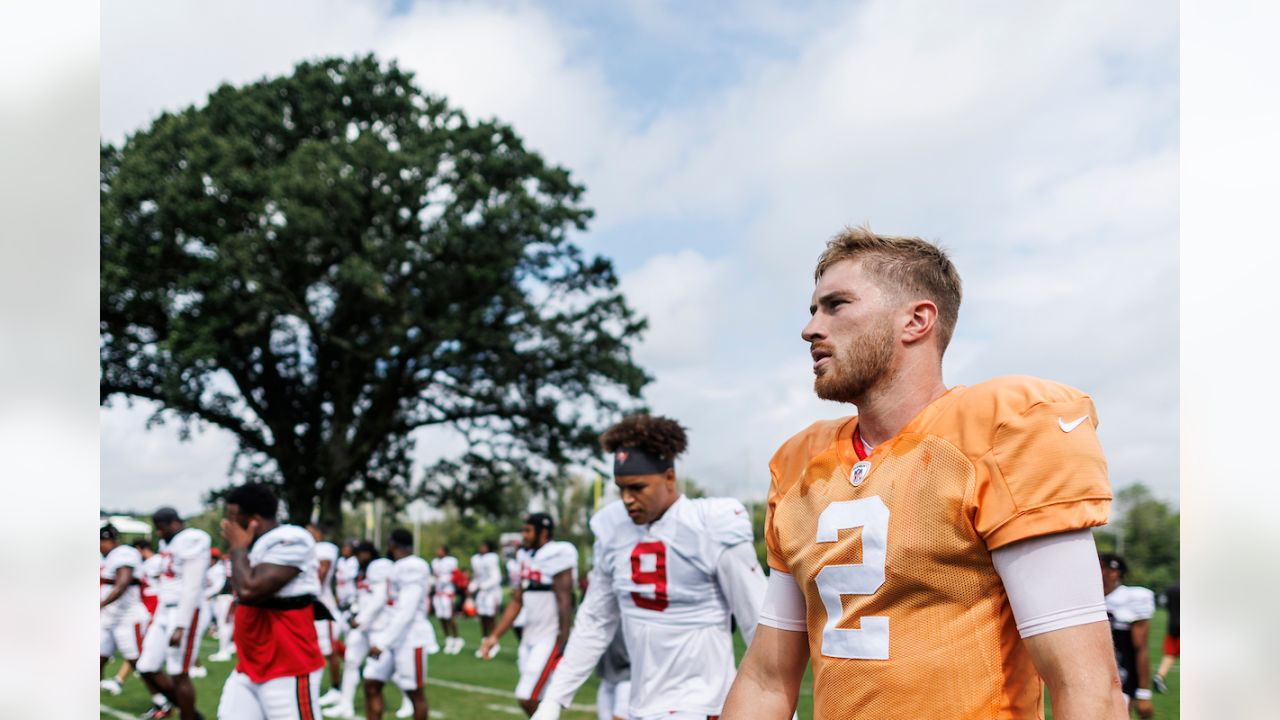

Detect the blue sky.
[{"left": 100, "top": 0, "right": 1178, "bottom": 514}]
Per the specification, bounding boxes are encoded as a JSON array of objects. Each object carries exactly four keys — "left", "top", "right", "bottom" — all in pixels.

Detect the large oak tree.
[{"left": 101, "top": 56, "right": 649, "bottom": 531}]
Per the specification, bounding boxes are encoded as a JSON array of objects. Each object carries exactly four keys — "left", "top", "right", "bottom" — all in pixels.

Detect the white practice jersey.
[
  {"left": 204, "top": 561, "right": 226, "bottom": 600},
  {"left": 248, "top": 525, "right": 319, "bottom": 598},
  {"left": 353, "top": 558, "right": 395, "bottom": 632},
  {"left": 335, "top": 555, "right": 360, "bottom": 608},
  {"left": 543, "top": 496, "right": 764, "bottom": 718},
  {"left": 506, "top": 554, "right": 523, "bottom": 589},
  {"left": 100, "top": 544, "right": 145, "bottom": 620},
  {"left": 470, "top": 552, "right": 502, "bottom": 592},
  {"left": 315, "top": 541, "right": 339, "bottom": 602},
  {"left": 431, "top": 555, "right": 458, "bottom": 595},
  {"left": 1106, "top": 584, "right": 1156, "bottom": 630},
  {"left": 157, "top": 528, "right": 213, "bottom": 625},
  {"left": 140, "top": 553, "right": 163, "bottom": 603},
  {"left": 372, "top": 555, "right": 431, "bottom": 650},
  {"left": 517, "top": 540, "right": 579, "bottom": 642}
]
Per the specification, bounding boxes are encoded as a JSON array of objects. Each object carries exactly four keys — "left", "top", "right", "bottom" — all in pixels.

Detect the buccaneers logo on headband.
[{"left": 613, "top": 447, "right": 674, "bottom": 476}]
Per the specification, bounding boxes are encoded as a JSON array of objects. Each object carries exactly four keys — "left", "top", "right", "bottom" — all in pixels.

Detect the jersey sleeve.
[
  {"left": 970, "top": 378, "right": 1113, "bottom": 550},
  {"left": 541, "top": 543, "right": 579, "bottom": 578},
  {"left": 174, "top": 531, "right": 212, "bottom": 626},
  {"left": 257, "top": 530, "right": 314, "bottom": 569}
]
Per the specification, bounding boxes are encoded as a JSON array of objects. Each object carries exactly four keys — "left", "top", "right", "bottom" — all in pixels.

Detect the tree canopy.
[
  {"left": 1094, "top": 482, "right": 1179, "bottom": 592},
  {"left": 101, "top": 55, "right": 649, "bottom": 530}
]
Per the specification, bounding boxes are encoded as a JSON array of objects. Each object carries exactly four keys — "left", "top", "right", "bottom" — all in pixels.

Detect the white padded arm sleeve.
[
  {"left": 715, "top": 542, "right": 768, "bottom": 647},
  {"left": 540, "top": 563, "right": 622, "bottom": 709},
  {"left": 991, "top": 529, "right": 1109, "bottom": 638},
  {"left": 757, "top": 570, "right": 807, "bottom": 633}
]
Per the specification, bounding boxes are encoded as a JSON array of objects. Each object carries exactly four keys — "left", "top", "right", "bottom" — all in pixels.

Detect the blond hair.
[{"left": 815, "top": 225, "right": 963, "bottom": 353}]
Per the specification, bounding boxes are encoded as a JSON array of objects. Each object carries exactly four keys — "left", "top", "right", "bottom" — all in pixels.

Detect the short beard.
[{"left": 813, "top": 317, "right": 896, "bottom": 404}]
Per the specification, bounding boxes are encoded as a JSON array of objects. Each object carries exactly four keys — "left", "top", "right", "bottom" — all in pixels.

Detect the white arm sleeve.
[
  {"left": 757, "top": 570, "right": 807, "bottom": 632},
  {"left": 991, "top": 529, "right": 1109, "bottom": 638},
  {"left": 715, "top": 542, "right": 768, "bottom": 647},
  {"left": 373, "top": 581, "right": 422, "bottom": 649},
  {"left": 540, "top": 563, "right": 622, "bottom": 709},
  {"left": 174, "top": 535, "right": 211, "bottom": 627}
]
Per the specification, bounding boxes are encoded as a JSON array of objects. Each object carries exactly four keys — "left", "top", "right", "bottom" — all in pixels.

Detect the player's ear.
[
  {"left": 902, "top": 299, "right": 938, "bottom": 345},
  {"left": 664, "top": 468, "right": 677, "bottom": 489}
]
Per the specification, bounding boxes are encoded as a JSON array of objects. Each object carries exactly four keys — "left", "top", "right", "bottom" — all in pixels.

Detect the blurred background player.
[
  {"left": 479, "top": 513, "right": 578, "bottom": 717},
  {"left": 107, "top": 538, "right": 161, "bottom": 693},
  {"left": 1102, "top": 554, "right": 1156, "bottom": 718},
  {"left": 594, "top": 627, "right": 631, "bottom": 720},
  {"left": 208, "top": 549, "right": 236, "bottom": 662},
  {"left": 470, "top": 540, "right": 504, "bottom": 657},
  {"left": 334, "top": 540, "right": 360, "bottom": 625},
  {"left": 310, "top": 524, "right": 345, "bottom": 706},
  {"left": 431, "top": 545, "right": 463, "bottom": 655},
  {"left": 324, "top": 541, "right": 392, "bottom": 719},
  {"left": 1154, "top": 583, "right": 1179, "bottom": 693},
  {"left": 364, "top": 529, "right": 435, "bottom": 720},
  {"left": 217, "top": 482, "right": 327, "bottom": 720},
  {"left": 100, "top": 524, "right": 151, "bottom": 696},
  {"left": 135, "top": 507, "right": 212, "bottom": 720},
  {"left": 531, "top": 414, "right": 766, "bottom": 720},
  {"left": 189, "top": 548, "right": 226, "bottom": 679}
]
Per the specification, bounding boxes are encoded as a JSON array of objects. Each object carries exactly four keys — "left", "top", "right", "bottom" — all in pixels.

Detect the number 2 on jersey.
[
  {"left": 814, "top": 497, "right": 889, "bottom": 659},
  {"left": 630, "top": 541, "right": 668, "bottom": 611}
]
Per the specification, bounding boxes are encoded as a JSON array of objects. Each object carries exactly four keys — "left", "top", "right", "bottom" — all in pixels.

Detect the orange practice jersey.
[{"left": 765, "top": 375, "right": 1111, "bottom": 719}]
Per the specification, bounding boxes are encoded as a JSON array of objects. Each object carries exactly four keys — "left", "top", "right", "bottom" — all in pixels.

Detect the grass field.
[{"left": 102, "top": 609, "right": 1178, "bottom": 719}]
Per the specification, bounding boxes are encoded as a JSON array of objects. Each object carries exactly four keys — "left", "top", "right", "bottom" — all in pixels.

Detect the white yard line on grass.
[
  {"left": 483, "top": 704, "right": 526, "bottom": 716},
  {"left": 100, "top": 704, "right": 136, "bottom": 720},
  {"left": 424, "top": 676, "right": 595, "bottom": 713}
]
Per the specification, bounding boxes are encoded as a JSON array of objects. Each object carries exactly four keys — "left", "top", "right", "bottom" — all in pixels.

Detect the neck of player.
[{"left": 855, "top": 360, "right": 948, "bottom": 449}]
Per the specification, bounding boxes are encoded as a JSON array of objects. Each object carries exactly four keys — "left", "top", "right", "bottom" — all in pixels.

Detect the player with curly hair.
[{"left": 528, "top": 413, "right": 768, "bottom": 720}]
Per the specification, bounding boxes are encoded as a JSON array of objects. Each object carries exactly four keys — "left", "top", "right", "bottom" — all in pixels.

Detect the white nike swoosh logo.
[{"left": 1058, "top": 415, "right": 1090, "bottom": 432}]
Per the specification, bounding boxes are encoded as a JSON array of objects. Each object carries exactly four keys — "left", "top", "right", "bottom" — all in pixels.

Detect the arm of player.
[
  {"left": 100, "top": 566, "right": 134, "bottom": 608},
  {"left": 1024, "top": 624, "right": 1128, "bottom": 719},
  {"left": 1129, "top": 618, "right": 1155, "bottom": 718},
  {"left": 173, "top": 537, "right": 211, "bottom": 637},
  {"left": 317, "top": 558, "right": 332, "bottom": 587},
  {"left": 715, "top": 542, "right": 768, "bottom": 648},
  {"left": 479, "top": 585, "right": 523, "bottom": 659},
  {"left": 552, "top": 568, "right": 575, "bottom": 650},
  {"left": 720, "top": 624, "right": 809, "bottom": 719},
  {"left": 538, "top": 564, "right": 623, "bottom": 712},
  {"left": 371, "top": 580, "right": 422, "bottom": 653},
  {"left": 991, "top": 530, "right": 1127, "bottom": 719}
]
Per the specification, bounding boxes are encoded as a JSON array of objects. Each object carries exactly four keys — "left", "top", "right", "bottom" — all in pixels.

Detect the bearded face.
[{"left": 812, "top": 310, "right": 897, "bottom": 403}]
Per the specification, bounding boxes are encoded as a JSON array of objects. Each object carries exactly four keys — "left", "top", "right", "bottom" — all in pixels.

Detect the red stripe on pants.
[
  {"left": 415, "top": 646, "right": 423, "bottom": 689},
  {"left": 133, "top": 623, "right": 144, "bottom": 655},
  {"left": 181, "top": 609, "right": 200, "bottom": 673},
  {"left": 530, "top": 642, "right": 563, "bottom": 701},
  {"left": 297, "top": 673, "right": 312, "bottom": 719}
]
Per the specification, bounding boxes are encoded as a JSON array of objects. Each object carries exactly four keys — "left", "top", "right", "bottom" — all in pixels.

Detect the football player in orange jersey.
[{"left": 722, "top": 226, "right": 1129, "bottom": 720}]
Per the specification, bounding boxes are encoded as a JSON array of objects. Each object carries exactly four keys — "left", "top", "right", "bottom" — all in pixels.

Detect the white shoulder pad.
[
  {"left": 1115, "top": 585, "right": 1156, "bottom": 622},
  {"left": 175, "top": 528, "right": 212, "bottom": 559},
  {"left": 315, "top": 541, "right": 339, "bottom": 562},
  {"left": 694, "top": 497, "right": 755, "bottom": 547},
  {"left": 538, "top": 541, "right": 579, "bottom": 578},
  {"left": 255, "top": 525, "right": 315, "bottom": 569},
  {"left": 396, "top": 556, "right": 431, "bottom": 583},
  {"left": 366, "top": 558, "right": 394, "bottom": 582},
  {"left": 589, "top": 500, "right": 631, "bottom": 549}
]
